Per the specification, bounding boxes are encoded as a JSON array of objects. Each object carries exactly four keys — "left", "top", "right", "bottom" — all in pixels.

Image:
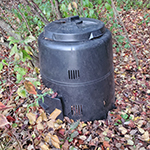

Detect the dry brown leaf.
[
  {"left": 44, "top": 134, "right": 51, "bottom": 143},
  {"left": 49, "top": 108, "right": 61, "bottom": 120},
  {"left": 40, "top": 143, "right": 50, "bottom": 150},
  {"left": 0, "top": 102, "right": 13, "bottom": 111},
  {"left": 37, "top": 123, "right": 44, "bottom": 130},
  {"left": 68, "top": 3, "right": 72, "bottom": 10},
  {"left": 72, "top": 2, "right": 77, "bottom": 9},
  {"left": 119, "top": 126, "right": 128, "bottom": 135},
  {"left": 41, "top": 111, "right": 47, "bottom": 121},
  {"left": 26, "top": 112, "right": 36, "bottom": 125},
  {"left": 103, "top": 141, "right": 110, "bottom": 148},
  {"left": 62, "top": 140, "right": 70, "bottom": 150},
  {"left": 24, "top": 80, "right": 37, "bottom": 95},
  {"left": 138, "top": 127, "right": 145, "bottom": 134},
  {"left": 141, "top": 131, "right": 150, "bottom": 141},
  {"left": 47, "top": 120, "right": 54, "bottom": 128},
  {"left": 0, "top": 114, "right": 9, "bottom": 128},
  {"left": 37, "top": 116, "right": 42, "bottom": 124},
  {"left": 127, "top": 139, "right": 134, "bottom": 145},
  {"left": 49, "top": 134, "right": 60, "bottom": 149}
]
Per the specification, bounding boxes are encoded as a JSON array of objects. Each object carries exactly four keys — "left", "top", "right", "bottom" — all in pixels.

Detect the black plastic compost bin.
[{"left": 38, "top": 16, "right": 115, "bottom": 121}]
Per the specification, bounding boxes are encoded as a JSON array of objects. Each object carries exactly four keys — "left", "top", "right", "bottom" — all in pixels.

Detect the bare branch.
[{"left": 0, "top": 17, "right": 21, "bottom": 40}]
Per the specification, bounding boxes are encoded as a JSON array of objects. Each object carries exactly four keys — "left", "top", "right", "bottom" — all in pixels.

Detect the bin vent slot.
[
  {"left": 71, "top": 105, "right": 83, "bottom": 116},
  {"left": 68, "top": 70, "right": 80, "bottom": 79}
]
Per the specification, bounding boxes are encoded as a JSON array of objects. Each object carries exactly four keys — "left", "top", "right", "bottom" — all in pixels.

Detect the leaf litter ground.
[{"left": 0, "top": 9, "right": 150, "bottom": 150}]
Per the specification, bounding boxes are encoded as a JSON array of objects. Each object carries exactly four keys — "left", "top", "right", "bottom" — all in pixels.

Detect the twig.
[
  {"left": 111, "top": 0, "right": 139, "bottom": 68},
  {"left": 30, "top": 0, "right": 49, "bottom": 23},
  {"left": 15, "top": 4, "right": 32, "bottom": 35}
]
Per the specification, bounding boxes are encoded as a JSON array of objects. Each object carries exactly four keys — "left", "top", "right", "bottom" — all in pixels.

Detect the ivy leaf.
[
  {"left": 2, "top": 59, "right": 8, "bottom": 66},
  {"left": 16, "top": 73, "right": 23, "bottom": 83},
  {"left": 10, "top": 44, "right": 18, "bottom": 57},
  {"left": 105, "top": 3, "right": 111, "bottom": 10},
  {"left": 116, "top": 7, "right": 122, "bottom": 11},
  {"left": 89, "top": 9, "right": 94, "bottom": 17},
  {"left": 97, "top": 0, "right": 102, "bottom": 4},
  {"left": 17, "top": 87, "right": 27, "bottom": 98},
  {"left": 61, "top": 4, "right": 66, "bottom": 11},
  {"left": 106, "top": 0, "right": 111, "bottom": 4}
]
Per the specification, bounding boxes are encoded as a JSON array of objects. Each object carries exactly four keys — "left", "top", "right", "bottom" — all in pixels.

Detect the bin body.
[{"left": 38, "top": 16, "right": 115, "bottom": 121}]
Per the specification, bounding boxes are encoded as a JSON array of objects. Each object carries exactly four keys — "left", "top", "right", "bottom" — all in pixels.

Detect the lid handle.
[{"left": 69, "top": 16, "right": 80, "bottom": 22}]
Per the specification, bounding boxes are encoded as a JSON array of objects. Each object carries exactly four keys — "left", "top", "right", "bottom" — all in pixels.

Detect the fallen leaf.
[
  {"left": 37, "top": 123, "right": 44, "bottom": 130},
  {"left": 0, "top": 102, "right": 13, "bottom": 111},
  {"left": 141, "top": 131, "right": 150, "bottom": 141},
  {"left": 138, "top": 127, "right": 145, "bottom": 134},
  {"left": 79, "top": 135, "right": 87, "bottom": 141},
  {"left": 127, "top": 139, "right": 134, "bottom": 145},
  {"left": 27, "top": 145, "right": 34, "bottom": 150},
  {"left": 44, "top": 133, "right": 50, "bottom": 143},
  {"left": 40, "top": 143, "right": 50, "bottom": 150},
  {"left": 49, "top": 134, "right": 60, "bottom": 149},
  {"left": 47, "top": 120, "right": 54, "bottom": 128},
  {"left": 58, "top": 128, "right": 65, "bottom": 136},
  {"left": 70, "top": 120, "right": 80, "bottom": 130},
  {"left": 17, "top": 87, "right": 26, "bottom": 98},
  {"left": 62, "top": 140, "right": 70, "bottom": 150},
  {"left": 71, "top": 131, "right": 79, "bottom": 139},
  {"left": 68, "top": 3, "right": 72, "bottom": 10},
  {"left": 72, "top": 2, "right": 77, "bottom": 9},
  {"left": 41, "top": 111, "right": 47, "bottom": 121},
  {"left": 0, "top": 114, "right": 9, "bottom": 127},
  {"left": 49, "top": 108, "right": 61, "bottom": 120},
  {"left": 24, "top": 80, "right": 37, "bottom": 95},
  {"left": 119, "top": 126, "right": 128, "bottom": 135},
  {"left": 103, "top": 141, "right": 110, "bottom": 148},
  {"left": 36, "top": 116, "right": 42, "bottom": 124},
  {"left": 26, "top": 112, "right": 36, "bottom": 125},
  {"left": 6, "top": 116, "right": 15, "bottom": 122}
]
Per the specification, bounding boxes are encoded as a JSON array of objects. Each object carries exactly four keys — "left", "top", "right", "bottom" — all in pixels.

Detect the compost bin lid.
[{"left": 44, "top": 16, "right": 105, "bottom": 42}]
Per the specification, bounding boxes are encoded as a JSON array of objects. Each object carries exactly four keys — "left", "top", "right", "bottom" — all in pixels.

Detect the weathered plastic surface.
[{"left": 38, "top": 16, "right": 115, "bottom": 121}]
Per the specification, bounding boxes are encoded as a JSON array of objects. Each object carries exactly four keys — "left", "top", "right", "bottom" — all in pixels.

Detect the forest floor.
[{"left": 0, "top": 7, "right": 150, "bottom": 150}]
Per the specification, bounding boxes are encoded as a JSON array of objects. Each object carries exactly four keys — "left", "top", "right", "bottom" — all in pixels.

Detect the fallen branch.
[{"left": 0, "top": 17, "right": 21, "bottom": 40}]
